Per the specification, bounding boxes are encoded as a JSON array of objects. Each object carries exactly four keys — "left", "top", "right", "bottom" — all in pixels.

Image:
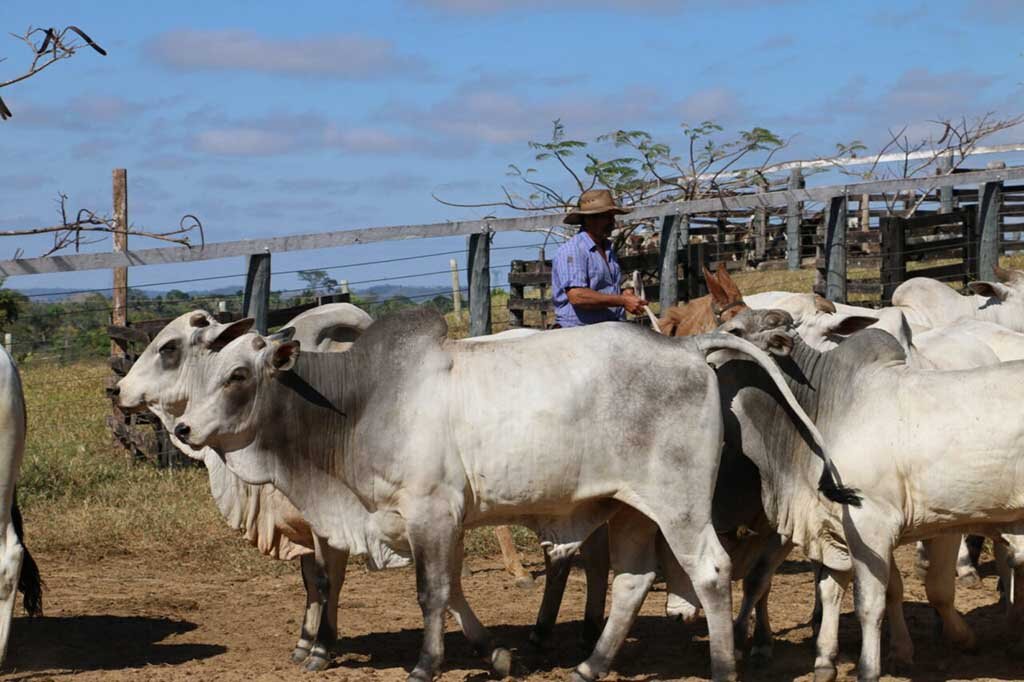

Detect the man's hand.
[{"left": 620, "top": 292, "right": 648, "bottom": 316}]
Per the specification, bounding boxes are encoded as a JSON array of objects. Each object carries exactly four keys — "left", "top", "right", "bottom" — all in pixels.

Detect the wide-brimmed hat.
[{"left": 563, "top": 189, "right": 633, "bottom": 225}]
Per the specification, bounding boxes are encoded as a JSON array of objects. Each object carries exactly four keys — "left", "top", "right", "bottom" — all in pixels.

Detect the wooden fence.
[{"left": 5, "top": 163, "right": 1024, "bottom": 460}]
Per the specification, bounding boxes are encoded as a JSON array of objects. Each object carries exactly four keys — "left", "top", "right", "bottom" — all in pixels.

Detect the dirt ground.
[{"left": 1, "top": 545, "right": 1021, "bottom": 682}]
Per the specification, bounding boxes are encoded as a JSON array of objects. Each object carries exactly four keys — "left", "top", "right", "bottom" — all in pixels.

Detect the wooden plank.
[
  {"left": 242, "top": 253, "right": 271, "bottom": 335},
  {"left": 107, "top": 325, "right": 151, "bottom": 345},
  {"left": 111, "top": 169, "right": 128, "bottom": 357},
  {"left": 658, "top": 214, "right": 681, "bottom": 310},
  {"left": 786, "top": 168, "right": 804, "bottom": 270},
  {"left": 507, "top": 271, "right": 553, "bottom": 286},
  {"left": 824, "top": 196, "right": 847, "bottom": 303},
  {"left": 898, "top": 211, "right": 971, "bottom": 230},
  {"left": 978, "top": 180, "right": 1002, "bottom": 282},
  {"left": 910, "top": 262, "right": 971, "bottom": 281},
  {"left": 847, "top": 280, "right": 882, "bottom": 294},
  {"left": 507, "top": 298, "right": 555, "bottom": 312},
  {"left": 467, "top": 232, "right": 491, "bottom": 336},
  {"left": 6, "top": 166, "right": 1024, "bottom": 277}
]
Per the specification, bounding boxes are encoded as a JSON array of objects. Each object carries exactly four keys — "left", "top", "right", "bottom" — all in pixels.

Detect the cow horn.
[
  {"left": 189, "top": 312, "right": 211, "bottom": 328},
  {"left": 813, "top": 294, "right": 837, "bottom": 314}
]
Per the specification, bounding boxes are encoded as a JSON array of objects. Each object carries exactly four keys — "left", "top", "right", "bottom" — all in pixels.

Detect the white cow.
[
  {"left": 719, "top": 311, "right": 1024, "bottom": 682},
  {"left": 0, "top": 346, "right": 42, "bottom": 665},
  {"left": 892, "top": 266, "right": 1024, "bottom": 331},
  {"left": 172, "top": 309, "right": 852, "bottom": 682},
  {"left": 115, "top": 306, "right": 420, "bottom": 671}
]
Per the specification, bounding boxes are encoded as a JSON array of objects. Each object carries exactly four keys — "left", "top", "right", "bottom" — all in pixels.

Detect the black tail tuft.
[
  {"left": 818, "top": 470, "right": 862, "bottom": 507},
  {"left": 11, "top": 491, "right": 43, "bottom": 617}
]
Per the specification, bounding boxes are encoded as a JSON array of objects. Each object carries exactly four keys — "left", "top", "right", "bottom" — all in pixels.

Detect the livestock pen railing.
[{"left": 4, "top": 162, "right": 1024, "bottom": 455}]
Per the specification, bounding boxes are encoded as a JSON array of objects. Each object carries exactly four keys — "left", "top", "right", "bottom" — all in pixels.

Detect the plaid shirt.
[{"left": 551, "top": 230, "right": 624, "bottom": 327}]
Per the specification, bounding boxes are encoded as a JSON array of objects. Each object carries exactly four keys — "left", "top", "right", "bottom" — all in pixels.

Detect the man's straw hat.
[{"left": 563, "top": 189, "right": 633, "bottom": 225}]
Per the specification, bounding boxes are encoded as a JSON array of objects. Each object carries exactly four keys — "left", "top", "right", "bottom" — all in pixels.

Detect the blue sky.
[{"left": 1, "top": 0, "right": 1022, "bottom": 297}]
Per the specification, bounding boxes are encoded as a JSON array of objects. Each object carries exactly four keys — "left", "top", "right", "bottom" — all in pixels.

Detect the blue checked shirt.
[{"left": 552, "top": 230, "right": 624, "bottom": 327}]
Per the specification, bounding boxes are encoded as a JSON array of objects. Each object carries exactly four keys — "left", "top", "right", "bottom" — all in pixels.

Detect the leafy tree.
[{"left": 297, "top": 269, "right": 338, "bottom": 301}]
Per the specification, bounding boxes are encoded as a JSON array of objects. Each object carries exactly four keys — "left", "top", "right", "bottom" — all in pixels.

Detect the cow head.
[
  {"left": 718, "top": 308, "right": 796, "bottom": 356},
  {"left": 174, "top": 333, "right": 300, "bottom": 454},
  {"left": 751, "top": 293, "right": 876, "bottom": 351},
  {"left": 704, "top": 262, "right": 747, "bottom": 324},
  {"left": 968, "top": 265, "right": 1024, "bottom": 302},
  {"left": 114, "top": 310, "right": 254, "bottom": 422}
]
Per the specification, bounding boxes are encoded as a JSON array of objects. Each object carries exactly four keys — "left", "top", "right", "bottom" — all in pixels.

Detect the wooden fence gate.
[{"left": 880, "top": 207, "right": 978, "bottom": 304}]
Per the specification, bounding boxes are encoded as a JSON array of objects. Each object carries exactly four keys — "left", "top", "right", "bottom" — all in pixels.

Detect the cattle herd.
[{"left": 2, "top": 265, "right": 1024, "bottom": 681}]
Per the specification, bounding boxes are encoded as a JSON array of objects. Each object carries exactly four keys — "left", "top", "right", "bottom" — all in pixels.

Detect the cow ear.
[
  {"left": 969, "top": 281, "right": 1013, "bottom": 301},
  {"left": 268, "top": 326, "right": 295, "bottom": 342},
  {"left": 205, "top": 318, "right": 255, "bottom": 351},
  {"left": 831, "top": 315, "right": 877, "bottom": 336},
  {"left": 267, "top": 340, "right": 300, "bottom": 373}
]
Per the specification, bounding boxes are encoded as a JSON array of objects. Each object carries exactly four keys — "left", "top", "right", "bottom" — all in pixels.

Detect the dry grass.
[{"left": 17, "top": 361, "right": 293, "bottom": 577}]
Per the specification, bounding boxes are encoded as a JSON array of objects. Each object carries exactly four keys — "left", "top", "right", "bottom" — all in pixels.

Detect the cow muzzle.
[{"left": 173, "top": 422, "right": 195, "bottom": 448}]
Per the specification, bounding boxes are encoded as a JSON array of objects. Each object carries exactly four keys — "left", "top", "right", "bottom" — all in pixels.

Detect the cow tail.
[
  {"left": 695, "top": 333, "right": 861, "bottom": 507},
  {"left": 11, "top": 489, "right": 43, "bottom": 617}
]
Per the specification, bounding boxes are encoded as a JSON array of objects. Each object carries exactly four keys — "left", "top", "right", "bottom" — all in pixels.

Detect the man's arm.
[{"left": 567, "top": 287, "right": 647, "bottom": 315}]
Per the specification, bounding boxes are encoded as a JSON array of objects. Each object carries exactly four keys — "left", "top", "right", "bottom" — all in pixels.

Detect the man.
[{"left": 552, "top": 189, "right": 647, "bottom": 328}]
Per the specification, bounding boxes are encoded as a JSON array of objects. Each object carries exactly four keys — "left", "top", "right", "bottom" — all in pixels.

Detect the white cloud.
[{"left": 146, "top": 29, "right": 430, "bottom": 80}]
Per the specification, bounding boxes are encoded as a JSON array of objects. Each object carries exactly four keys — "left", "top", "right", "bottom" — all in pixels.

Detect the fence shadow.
[{"left": 2, "top": 614, "right": 225, "bottom": 677}]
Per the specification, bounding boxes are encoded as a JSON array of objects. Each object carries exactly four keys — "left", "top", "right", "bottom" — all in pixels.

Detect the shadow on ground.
[{"left": 2, "top": 615, "right": 225, "bottom": 678}]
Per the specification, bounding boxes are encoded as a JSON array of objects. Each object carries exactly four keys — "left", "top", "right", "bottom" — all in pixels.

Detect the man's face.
[{"left": 583, "top": 211, "right": 616, "bottom": 236}]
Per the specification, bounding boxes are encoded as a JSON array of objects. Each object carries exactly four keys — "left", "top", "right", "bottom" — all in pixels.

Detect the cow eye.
[
  {"left": 159, "top": 340, "right": 179, "bottom": 356},
  {"left": 226, "top": 368, "right": 250, "bottom": 384}
]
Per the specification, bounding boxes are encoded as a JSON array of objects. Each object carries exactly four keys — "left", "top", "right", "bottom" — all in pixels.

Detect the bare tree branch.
[{"left": 0, "top": 25, "right": 106, "bottom": 120}]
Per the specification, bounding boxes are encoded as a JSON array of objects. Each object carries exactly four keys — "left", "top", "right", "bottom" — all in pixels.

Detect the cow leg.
[
  {"left": 812, "top": 565, "right": 849, "bottom": 682},
  {"left": 0, "top": 519, "right": 24, "bottom": 667},
  {"left": 449, "top": 537, "right": 513, "bottom": 677},
  {"left": 846, "top": 508, "right": 899, "bottom": 682},
  {"left": 955, "top": 535, "right": 983, "bottom": 588},
  {"left": 303, "top": 543, "right": 349, "bottom": 672},
  {"left": 996, "top": 535, "right": 1024, "bottom": 652},
  {"left": 661, "top": 522, "right": 736, "bottom": 682},
  {"left": 407, "top": 511, "right": 459, "bottom": 682},
  {"left": 921, "top": 535, "right": 976, "bottom": 651},
  {"left": 529, "top": 545, "right": 573, "bottom": 647},
  {"left": 885, "top": 557, "right": 913, "bottom": 671},
  {"left": 740, "top": 539, "right": 791, "bottom": 663},
  {"left": 573, "top": 508, "right": 657, "bottom": 682},
  {"left": 292, "top": 553, "right": 324, "bottom": 665},
  {"left": 494, "top": 526, "right": 534, "bottom": 588},
  {"left": 579, "top": 524, "right": 610, "bottom": 650},
  {"left": 657, "top": 533, "right": 700, "bottom": 623}
]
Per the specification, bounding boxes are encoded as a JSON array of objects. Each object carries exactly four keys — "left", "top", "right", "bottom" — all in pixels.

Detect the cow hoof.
[
  {"left": 957, "top": 571, "right": 982, "bottom": 589},
  {"left": 665, "top": 599, "right": 700, "bottom": 624},
  {"left": 291, "top": 646, "right": 311, "bottom": 664},
  {"left": 528, "top": 628, "right": 549, "bottom": 649},
  {"left": 514, "top": 575, "right": 535, "bottom": 589},
  {"left": 407, "top": 669, "right": 436, "bottom": 682},
  {"left": 812, "top": 665, "right": 837, "bottom": 682},
  {"left": 490, "top": 647, "right": 513, "bottom": 678},
  {"left": 749, "top": 643, "right": 773, "bottom": 664},
  {"left": 569, "top": 668, "right": 597, "bottom": 682},
  {"left": 303, "top": 653, "right": 330, "bottom": 672}
]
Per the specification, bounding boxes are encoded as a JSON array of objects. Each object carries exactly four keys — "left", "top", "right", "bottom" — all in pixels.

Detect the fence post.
[
  {"left": 754, "top": 179, "right": 768, "bottom": 261},
  {"left": 2, "top": 333, "right": 10, "bottom": 355},
  {"left": 450, "top": 259, "right": 462, "bottom": 314},
  {"left": 880, "top": 216, "right": 905, "bottom": 305},
  {"left": 686, "top": 241, "right": 707, "bottom": 300},
  {"left": 111, "top": 168, "right": 128, "bottom": 356},
  {"left": 467, "top": 231, "right": 491, "bottom": 336},
  {"left": 242, "top": 251, "right": 271, "bottom": 334},
  {"left": 339, "top": 279, "right": 350, "bottom": 295},
  {"left": 824, "top": 195, "right": 848, "bottom": 303},
  {"left": 978, "top": 173, "right": 1003, "bottom": 283},
  {"left": 939, "top": 152, "right": 954, "bottom": 214},
  {"left": 658, "top": 214, "right": 680, "bottom": 311},
  {"left": 786, "top": 168, "right": 804, "bottom": 270}
]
